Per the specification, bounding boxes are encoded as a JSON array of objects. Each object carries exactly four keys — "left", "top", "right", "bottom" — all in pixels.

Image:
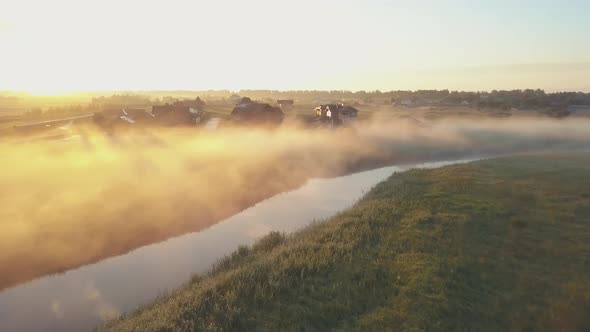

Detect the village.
[
  {"left": 3, "top": 88, "right": 590, "bottom": 140},
  {"left": 7, "top": 96, "right": 362, "bottom": 139}
]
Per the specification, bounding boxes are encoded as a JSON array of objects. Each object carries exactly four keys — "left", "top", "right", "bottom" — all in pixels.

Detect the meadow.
[{"left": 105, "top": 153, "right": 590, "bottom": 331}]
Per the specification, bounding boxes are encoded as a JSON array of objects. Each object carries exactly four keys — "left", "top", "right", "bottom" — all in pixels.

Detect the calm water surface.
[{"left": 0, "top": 160, "right": 470, "bottom": 332}]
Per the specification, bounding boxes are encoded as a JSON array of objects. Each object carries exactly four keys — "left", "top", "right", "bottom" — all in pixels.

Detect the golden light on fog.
[{"left": 2, "top": 117, "right": 590, "bottom": 291}]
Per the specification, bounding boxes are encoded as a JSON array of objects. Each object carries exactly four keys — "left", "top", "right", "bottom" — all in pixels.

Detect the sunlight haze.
[
  {"left": 3, "top": 2, "right": 590, "bottom": 331},
  {"left": 1, "top": 0, "right": 589, "bottom": 92}
]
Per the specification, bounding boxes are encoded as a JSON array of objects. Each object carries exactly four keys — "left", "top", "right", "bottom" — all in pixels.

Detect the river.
[{"left": 0, "top": 159, "right": 472, "bottom": 332}]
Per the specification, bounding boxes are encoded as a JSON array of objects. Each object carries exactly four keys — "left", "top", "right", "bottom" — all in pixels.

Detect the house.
[
  {"left": 230, "top": 99, "right": 284, "bottom": 125},
  {"left": 314, "top": 104, "right": 359, "bottom": 125},
  {"left": 277, "top": 99, "right": 294, "bottom": 111},
  {"left": 152, "top": 104, "right": 196, "bottom": 125},
  {"left": 339, "top": 105, "right": 359, "bottom": 117}
]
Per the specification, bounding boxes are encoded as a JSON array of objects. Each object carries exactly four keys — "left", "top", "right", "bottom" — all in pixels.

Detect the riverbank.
[
  {"left": 1, "top": 163, "right": 414, "bottom": 332},
  {"left": 106, "top": 153, "right": 590, "bottom": 331},
  {"left": 2, "top": 118, "right": 589, "bottom": 292}
]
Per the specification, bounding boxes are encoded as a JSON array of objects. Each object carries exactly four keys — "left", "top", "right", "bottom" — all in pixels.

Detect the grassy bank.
[{"left": 106, "top": 153, "right": 590, "bottom": 331}]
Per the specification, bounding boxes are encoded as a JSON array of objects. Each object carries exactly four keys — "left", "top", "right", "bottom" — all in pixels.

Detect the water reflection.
[{"left": 0, "top": 160, "right": 468, "bottom": 332}]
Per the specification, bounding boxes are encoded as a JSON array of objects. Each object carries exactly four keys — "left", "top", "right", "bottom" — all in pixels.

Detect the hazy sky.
[{"left": 1, "top": 0, "right": 589, "bottom": 93}]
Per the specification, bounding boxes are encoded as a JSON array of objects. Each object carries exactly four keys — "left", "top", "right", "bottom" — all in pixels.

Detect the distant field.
[
  {"left": 106, "top": 153, "right": 590, "bottom": 331},
  {"left": 0, "top": 116, "right": 25, "bottom": 135},
  {"left": 0, "top": 112, "right": 94, "bottom": 136}
]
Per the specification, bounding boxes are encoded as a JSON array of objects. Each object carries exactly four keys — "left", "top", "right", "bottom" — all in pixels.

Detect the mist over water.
[{"left": 1, "top": 117, "right": 589, "bottom": 291}]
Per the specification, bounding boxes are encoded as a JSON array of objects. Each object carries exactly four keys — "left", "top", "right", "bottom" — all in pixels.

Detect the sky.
[{"left": 0, "top": 0, "right": 589, "bottom": 93}]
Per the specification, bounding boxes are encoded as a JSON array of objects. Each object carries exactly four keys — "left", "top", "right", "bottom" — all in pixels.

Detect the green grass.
[{"left": 105, "top": 153, "right": 590, "bottom": 331}]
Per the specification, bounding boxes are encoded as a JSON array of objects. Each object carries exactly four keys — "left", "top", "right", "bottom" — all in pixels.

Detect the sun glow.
[
  {"left": 1, "top": 0, "right": 589, "bottom": 92},
  {"left": 25, "top": 87, "right": 75, "bottom": 97}
]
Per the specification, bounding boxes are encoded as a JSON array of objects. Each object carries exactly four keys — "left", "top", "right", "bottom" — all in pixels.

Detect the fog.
[{"left": 1, "top": 117, "right": 589, "bottom": 291}]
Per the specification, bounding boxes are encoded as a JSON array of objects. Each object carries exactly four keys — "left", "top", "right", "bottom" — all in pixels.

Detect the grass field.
[{"left": 105, "top": 153, "right": 590, "bottom": 331}]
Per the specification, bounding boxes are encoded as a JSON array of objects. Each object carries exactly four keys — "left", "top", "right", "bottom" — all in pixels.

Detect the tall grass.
[{"left": 103, "top": 153, "right": 590, "bottom": 331}]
